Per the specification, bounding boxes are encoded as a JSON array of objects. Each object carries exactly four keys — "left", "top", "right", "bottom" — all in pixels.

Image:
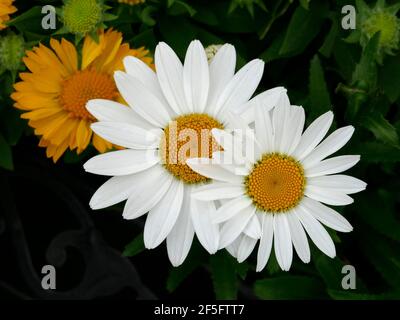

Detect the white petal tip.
[
  {"left": 89, "top": 202, "right": 100, "bottom": 210},
  {"left": 170, "top": 260, "right": 183, "bottom": 267}
]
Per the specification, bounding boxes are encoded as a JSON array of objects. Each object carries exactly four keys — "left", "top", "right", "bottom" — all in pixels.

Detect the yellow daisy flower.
[
  {"left": 12, "top": 29, "right": 153, "bottom": 162},
  {"left": 0, "top": 0, "right": 17, "bottom": 30}
]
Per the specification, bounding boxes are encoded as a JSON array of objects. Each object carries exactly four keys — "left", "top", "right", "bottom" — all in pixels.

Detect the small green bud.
[
  {"left": 0, "top": 33, "right": 25, "bottom": 72},
  {"left": 61, "top": 0, "right": 104, "bottom": 35}
]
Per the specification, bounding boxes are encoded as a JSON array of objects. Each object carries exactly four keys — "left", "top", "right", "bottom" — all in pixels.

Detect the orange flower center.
[
  {"left": 59, "top": 69, "right": 118, "bottom": 120},
  {"left": 160, "top": 113, "right": 223, "bottom": 184},
  {"left": 245, "top": 153, "right": 306, "bottom": 213}
]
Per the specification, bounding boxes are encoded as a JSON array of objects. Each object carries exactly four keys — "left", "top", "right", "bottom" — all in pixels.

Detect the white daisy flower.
[
  {"left": 187, "top": 95, "right": 367, "bottom": 271},
  {"left": 83, "top": 39, "right": 287, "bottom": 266}
]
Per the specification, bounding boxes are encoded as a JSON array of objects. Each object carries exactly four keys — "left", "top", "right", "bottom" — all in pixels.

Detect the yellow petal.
[
  {"left": 50, "top": 38, "right": 78, "bottom": 75},
  {"left": 76, "top": 119, "right": 92, "bottom": 152},
  {"left": 92, "top": 133, "right": 111, "bottom": 153},
  {"left": 82, "top": 31, "right": 105, "bottom": 70}
]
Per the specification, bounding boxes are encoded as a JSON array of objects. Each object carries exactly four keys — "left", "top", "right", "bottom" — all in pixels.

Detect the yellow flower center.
[
  {"left": 245, "top": 153, "right": 306, "bottom": 213},
  {"left": 160, "top": 113, "right": 223, "bottom": 184},
  {"left": 59, "top": 69, "right": 118, "bottom": 120}
]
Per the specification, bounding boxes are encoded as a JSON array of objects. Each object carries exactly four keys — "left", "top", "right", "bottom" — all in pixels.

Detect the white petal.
[
  {"left": 122, "top": 168, "right": 173, "bottom": 219},
  {"left": 191, "top": 198, "right": 219, "bottom": 254},
  {"left": 183, "top": 40, "right": 209, "bottom": 113},
  {"left": 89, "top": 165, "right": 163, "bottom": 210},
  {"left": 287, "top": 106, "right": 306, "bottom": 155},
  {"left": 219, "top": 206, "right": 255, "bottom": 249},
  {"left": 273, "top": 214, "right": 293, "bottom": 271},
  {"left": 301, "top": 197, "right": 353, "bottom": 232},
  {"left": 237, "top": 236, "right": 257, "bottom": 263},
  {"left": 256, "top": 213, "right": 274, "bottom": 272},
  {"left": 286, "top": 211, "right": 310, "bottom": 263},
  {"left": 302, "top": 126, "right": 355, "bottom": 168},
  {"left": 295, "top": 206, "right": 336, "bottom": 258},
  {"left": 84, "top": 149, "right": 159, "bottom": 176},
  {"left": 254, "top": 99, "right": 274, "bottom": 152},
  {"left": 304, "top": 186, "right": 354, "bottom": 206},
  {"left": 144, "top": 180, "right": 184, "bottom": 249},
  {"left": 222, "top": 116, "right": 263, "bottom": 164},
  {"left": 86, "top": 99, "right": 153, "bottom": 129},
  {"left": 226, "top": 236, "right": 241, "bottom": 258},
  {"left": 272, "top": 95, "right": 290, "bottom": 153},
  {"left": 211, "top": 129, "right": 243, "bottom": 163},
  {"left": 214, "top": 59, "right": 264, "bottom": 116},
  {"left": 307, "top": 175, "right": 367, "bottom": 194},
  {"left": 155, "top": 42, "right": 187, "bottom": 114},
  {"left": 89, "top": 175, "right": 136, "bottom": 210},
  {"left": 293, "top": 111, "right": 334, "bottom": 160},
  {"left": 114, "top": 71, "right": 171, "bottom": 127},
  {"left": 206, "top": 44, "right": 236, "bottom": 113},
  {"left": 167, "top": 187, "right": 195, "bottom": 266},
  {"left": 186, "top": 158, "right": 243, "bottom": 184},
  {"left": 213, "top": 196, "right": 253, "bottom": 224},
  {"left": 275, "top": 105, "right": 306, "bottom": 155},
  {"left": 91, "top": 122, "right": 160, "bottom": 149},
  {"left": 243, "top": 214, "right": 262, "bottom": 239},
  {"left": 212, "top": 151, "right": 250, "bottom": 176},
  {"left": 305, "top": 155, "right": 361, "bottom": 177},
  {"left": 123, "top": 56, "right": 168, "bottom": 104},
  {"left": 237, "top": 87, "right": 287, "bottom": 124},
  {"left": 191, "top": 182, "right": 244, "bottom": 201}
]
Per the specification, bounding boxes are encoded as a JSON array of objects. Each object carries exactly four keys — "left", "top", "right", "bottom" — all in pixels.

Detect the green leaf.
[
  {"left": 309, "top": 54, "right": 331, "bottom": 119},
  {"left": 359, "top": 230, "right": 400, "bottom": 288},
  {"left": 361, "top": 113, "right": 399, "bottom": 147},
  {"left": 355, "top": 190, "right": 400, "bottom": 242},
  {"left": 352, "top": 142, "right": 400, "bottom": 163},
  {"left": 7, "top": 6, "right": 52, "bottom": 35},
  {"left": 352, "top": 32, "right": 380, "bottom": 89},
  {"left": 168, "top": 0, "right": 197, "bottom": 17},
  {"left": 209, "top": 251, "right": 238, "bottom": 299},
  {"left": 299, "top": 0, "right": 311, "bottom": 10},
  {"left": 254, "top": 275, "right": 326, "bottom": 299},
  {"left": 279, "top": 3, "right": 326, "bottom": 56},
  {"left": 259, "top": 31, "right": 286, "bottom": 62},
  {"left": 319, "top": 18, "right": 339, "bottom": 58},
  {"left": 140, "top": 6, "right": 157, "bottom": 26},
  {"left": 315, "top": 255, "right": 344, "bottom": 290},
  {"left": 122, "top": 233, "right": 145, "bottom": 257},
  {"left": 0, "top": 133, "right": 13, "bottom": 171},
  {"left": 379, "top": 54, "right": 400, "bottom": 103},
  {"left": 166, "top": 242, "right": 207, "bottom": 292},
  {"left": 7, "top": 6, "right": 42, "bottom": 27},
  {"left": 332, "top": 41, "right": 358, "bottom": 81}
]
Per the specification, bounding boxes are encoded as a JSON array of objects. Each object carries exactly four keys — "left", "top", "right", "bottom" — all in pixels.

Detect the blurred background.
[{"left": 0, "top": 0, "right": 399, "bottom": 299}]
